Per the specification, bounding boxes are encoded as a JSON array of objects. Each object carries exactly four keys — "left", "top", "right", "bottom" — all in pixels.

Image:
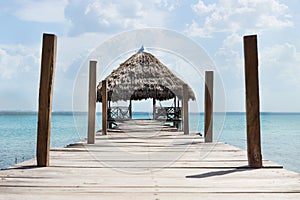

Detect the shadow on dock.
[{"left": 186, "top": 167, "right": 254, "bottom": 179}]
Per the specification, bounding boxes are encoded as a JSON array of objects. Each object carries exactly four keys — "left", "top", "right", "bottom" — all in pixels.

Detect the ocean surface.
[{"left": 0, "top": 112, "right": 299, "bottom": 173}]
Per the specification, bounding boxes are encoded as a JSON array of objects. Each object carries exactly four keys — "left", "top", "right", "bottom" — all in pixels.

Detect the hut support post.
[
  {"left": 102, "top": 80, "right": 108, "bottom": 135},
  {"left": 243, "top": 35, "right": 262, "bottom": 168},
  {"left": 87, "top": 61, "right": 97, "bottom": 144},
  {"left": 174, "top": 97, "right": 176, "bottom": 109},
  {"left": 129, "top": 99, "right": 132, "bottom": 119},
  {"left": 204, "top": 71, "right": 214, "bottom": 143},
  {"left": 183, "top": 84, "right": 189, "bottom": 135},
  {"left": 36, "top": 33, "right": 57, "bottom": 167},
  {"left": 173, "top": 97, "right": 177, "bottom": 128},
  {"left": 153, "top": 98, "right": 156, "bottom": 119}
]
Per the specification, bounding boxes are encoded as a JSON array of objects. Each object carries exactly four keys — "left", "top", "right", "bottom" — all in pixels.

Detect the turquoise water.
[
  {"left": 219, "top": 113, "right": 300, "bottom": 173},
  {"left": 0, "top": 112, "right": 299, "bottom": 173},
  {"left": 0, "top": 112, "right": 82, "bottom": 169}
]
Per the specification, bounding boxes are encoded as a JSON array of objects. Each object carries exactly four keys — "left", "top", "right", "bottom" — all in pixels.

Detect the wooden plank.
[
  {"left": 36, "top": 33, "right": 57, "bottom": 167},
  {"left": 2, "top": 120, "right": 299, "bottom": 199},
  {"left": 204, "top": 71, "right": 214, "bottom": 142},
  {"left": 102, "top": 80, "right": 108, "bottom": 135},
  {"left": 183, "top": 84, "right": 189, "bottom": 134},
  {"left": 87, "top": 61, "right": 97, "bottom": 144},
  {"left": 243, "top": 35, "right": 262, "bottom": 168}
]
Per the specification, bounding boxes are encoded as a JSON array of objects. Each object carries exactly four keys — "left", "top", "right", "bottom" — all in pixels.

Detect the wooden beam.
[
  {"left": 36, "top": 33, "right": 57, "bottom": 167},
  {"left": 204, "top": 71, "right": 214, "bottom": 143},
  {"left": 129, "top": 99, "right": 132, "bottom": 119},
  {"left": 243, "top": 35, "right": 262, "bottom": 168},
  {"left": 153, "top": 98, "right": 156, "bottom": 119},
  {"left": 102, "top": 80, "right": 108, "bottom": 135},
  {"left": 87, "top": 61, "right": 97, "bottom": 144},
  {"left": 183, "top": 84, "right": 189, "bottom": 135},
  {"left": 174, "top": 97, "right": 176, "bottom": 109}
]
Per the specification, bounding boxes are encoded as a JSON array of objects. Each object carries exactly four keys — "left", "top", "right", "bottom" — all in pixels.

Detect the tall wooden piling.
[
  {"left": 102, "top": 80, "right": 108, "bottom": 135},
  {"left": 153, "top": 98, "right": 156, "bottom": 119},
  {"left": 204, "top": 71, "right": 214, "bottom": 142},
  {"left": 243, "top": 35, "right": 262, "bottom": 168},
  {"left": 36, "top": 33, "right": 57, "bottom": 167},
  {"left": 129, "top": 99, "right": 132, "bottom": 119},
  {"left": 87, "top": 61, "right": 97, "bottom": 144},
  {"left": 183, "top": 84, "right": 189, "bottom": 134}
]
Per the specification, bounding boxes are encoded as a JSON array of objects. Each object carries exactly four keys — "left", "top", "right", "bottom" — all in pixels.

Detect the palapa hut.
[{"left": 96, "top": 49, "right": 195, "bottom": 128}]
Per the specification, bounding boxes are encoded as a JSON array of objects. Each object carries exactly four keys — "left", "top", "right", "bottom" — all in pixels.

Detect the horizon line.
[{"left": 1, "top": 110, "right": 300, "bottom": 114}]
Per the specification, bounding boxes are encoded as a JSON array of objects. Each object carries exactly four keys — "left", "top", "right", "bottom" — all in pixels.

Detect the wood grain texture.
[
  {"left": 2, "top": 122, "right": 299, "bottom": 199},
  {"left": 36, "top": 33, "right": 57, "bottom": 167},
  {"left": 102, "top": 80, "right": 108, "bottom": 135},
  {"left": 87, "top": 61, "right": 97, "bottom": 144},
  {"left": 183, "top": 84, "right": 189, "bottom": 134},
  {"left": 243, "top": 35, "right": 262, "bottom": 168},
  {"left": 204, "top": 71, "right": 214, "bottom": 143}
]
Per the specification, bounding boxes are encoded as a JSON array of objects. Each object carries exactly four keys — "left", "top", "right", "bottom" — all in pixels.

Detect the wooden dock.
[{"left": 0, "top": 120, "right": 299, "bottom": 199}]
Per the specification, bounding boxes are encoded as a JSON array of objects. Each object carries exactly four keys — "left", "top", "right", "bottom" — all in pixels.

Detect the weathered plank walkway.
[{"left": 0, "top": 120, "right": 299, "bottom": 199}]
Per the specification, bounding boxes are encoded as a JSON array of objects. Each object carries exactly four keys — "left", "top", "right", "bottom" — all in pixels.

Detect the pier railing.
[
  {"left": 154, "top": 107, "right": 182, "bottom": 129},
  {"left": 107, "top": 106, "right": 182, "bottom": 129},
  {"left": 108, "top": 107, "right": 130, "bottom": 120}
]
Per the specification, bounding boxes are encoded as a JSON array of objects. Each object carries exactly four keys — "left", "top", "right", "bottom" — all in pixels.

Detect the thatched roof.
[{"left": 97, "top": 51, "right": 195, "bottom": 102}]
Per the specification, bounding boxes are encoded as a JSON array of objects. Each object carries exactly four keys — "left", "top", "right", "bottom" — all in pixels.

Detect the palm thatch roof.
[{"left": 97, "top": 51, "right": 195, "bottom": 102}]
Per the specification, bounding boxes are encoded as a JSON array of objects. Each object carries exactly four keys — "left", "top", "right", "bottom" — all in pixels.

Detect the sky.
[{"left": 0, "top": 0, "right": 299, "bottom": 112}]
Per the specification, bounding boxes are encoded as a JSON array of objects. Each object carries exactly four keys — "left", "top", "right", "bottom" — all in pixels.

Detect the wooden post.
[
  {"left": 174, "top": 97, "right": 176, "bottom": 109},
  {"left": 36, "top": 33, "right": 57, "bottom": 167},
  {"left": 204, "top": 71, "right": 214, "bottom": 142},
  {"left": 174, "top": 97, "right": 177, "bottom": 128},
  {"left": 183, "top": 84, "right": 189, "bottom": 134},
  {"left": 102, "top": 80, "right": 108, "bottom": 135},
  {"left": 243, "top": 35, "right": 262, "bottom": 168},
  {"left": 87, "top": 61, "right": 97, "bottom": 144},
  {"left": 129, "top": 99, "right": 132, "bottom": 119},
  {"left": 153, "top": 98, "right": 156, "bottom": 119}
]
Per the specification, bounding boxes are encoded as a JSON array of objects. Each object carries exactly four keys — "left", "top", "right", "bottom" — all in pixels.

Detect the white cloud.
[
  {"left": 222, "top": 33, "right": 241, "bottom": 49},
  {"left": 13, "top": 0, "right": 68, "bottom": 23},
  {"left": 192, "top": 0, "right": 216, "bottom": 14},
  {"left": 65, "top": 0, "right": 170, "bottom": 35},
  {"left": 213, "top": 32, "right": 244, "bottom": 78},
  {"left": 187, "top": 0, "right": 295, "bottom": 84},
  {"left": 186, "top": 20, "right": 212, "bottom": 38},
  {"left": 215, "top": 48, "right": 244, "bottom": 77},
  {"left": 256, "top": 14, "right": 293, "bottom": 29},
  {"left": 259, "top": 43, "right": 300, "bottom": 112},
  {"left": 155, "top": 0, "right": 180, "bottom": 12},
  {"left": 0, "top": 44, "right": 41, "bottom": 110},
  {"left": 1, "top": 0, "right": 298, "bottom": 112},
  {"left": 0, "top": 44, "right": 39, "bottom": 79},
  {"left": 216, "top": 38, "right": 300, "bottom": 86},
  {"left": 0, "top": 33, "right": 108, "bottom": 80},
  {"left": 56, "top": 32, "right": 109, "bottom": 73},
  {"left": 0, "top": 32, "right": 110, "bottom": 111},
  {"left": 84, "top": 1, "right": 145, "bottom": 28},
  {"left": 187, "top": 0, "right": 294, "bottom": 38},
  {"left": 261, "top": 43, "right": 300, "bottom": 86}
]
